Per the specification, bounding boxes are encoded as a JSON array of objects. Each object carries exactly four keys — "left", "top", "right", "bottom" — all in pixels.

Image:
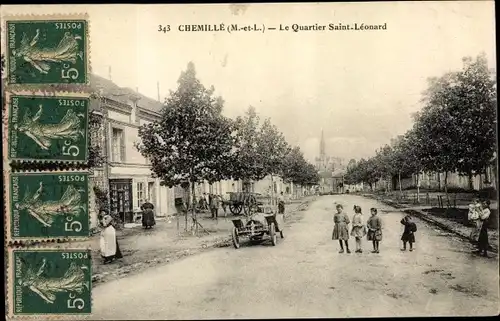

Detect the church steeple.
[{"left": 320, "top": 129, "right": 325, "bottom": 157}]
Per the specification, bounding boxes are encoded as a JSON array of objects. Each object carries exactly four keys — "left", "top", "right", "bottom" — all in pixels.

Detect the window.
[
  {"left": 148, "top": 182, "right": 155, "bottom": 203},
  {"left": 111, "top": 128, "right": 125, "bottom": 162},
  {"left": 137, "top": 182, "right": 144, "bottom": 207}
]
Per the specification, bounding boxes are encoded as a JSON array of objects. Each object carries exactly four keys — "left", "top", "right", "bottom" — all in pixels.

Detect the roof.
[{"left": 90, "top": 74, "right": 164, "bottom": 113}]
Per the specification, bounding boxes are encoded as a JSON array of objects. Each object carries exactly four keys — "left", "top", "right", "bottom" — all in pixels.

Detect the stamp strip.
[
  {"left": 3, "top": 90, "right": 91, "bottom": 165},
  {"left": 2, "top": 13, "right": 91, "bottom": 90},
  {"left": 4, "top": 169, "right": 92, "bottom": 245},
  {"left": 6, "top": 245, "right": 92, "bottom": 319}
]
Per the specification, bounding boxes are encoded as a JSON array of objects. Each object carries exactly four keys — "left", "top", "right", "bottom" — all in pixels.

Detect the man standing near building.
[
  {"left": 278, "top": 191, "right": 286, "bottom": 214},
  {"left": 210, "top": 193, "right": 219, "bottom": 219}
]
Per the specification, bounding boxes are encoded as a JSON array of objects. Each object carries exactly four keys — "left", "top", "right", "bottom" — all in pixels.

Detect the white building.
[{"left": 90, "top": 74, "right": 177, "bottom": 227}]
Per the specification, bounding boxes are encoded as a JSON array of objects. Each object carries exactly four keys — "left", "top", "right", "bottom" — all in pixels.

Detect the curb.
[{"left": 362, "top": 193, "right": 498, "bottom": 254}]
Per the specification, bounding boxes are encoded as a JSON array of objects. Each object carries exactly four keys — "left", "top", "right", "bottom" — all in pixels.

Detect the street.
[{"left": 89, "top": 194, "right": 499, "bottom": 319}]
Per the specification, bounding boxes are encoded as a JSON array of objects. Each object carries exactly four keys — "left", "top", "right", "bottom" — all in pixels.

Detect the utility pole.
[
  {"left": 157, "top": 81, "right": 160, "bottom": 102},
  {"left": 99, "top": 90, "right": 111, "bottom": 212}
]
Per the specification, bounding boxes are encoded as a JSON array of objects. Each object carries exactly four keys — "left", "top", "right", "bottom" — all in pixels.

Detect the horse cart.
[
  {"left": 225, "top": 192, "right": 263, "bottom": 215},
  {"left": 230, "top": 198, "right": 285, "bottom": 249}
]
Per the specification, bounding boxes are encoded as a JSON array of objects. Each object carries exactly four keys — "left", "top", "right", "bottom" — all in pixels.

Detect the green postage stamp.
[
  {"left": 5, "top": 91, "right": 90, "bottom": 163},
  {"left": 6, "top": 170, "right": 90, "bottom": 243},
  {"left": 5, "top": 14, "right": 89, "bottom": 86},
  {"left": 7, "top": 247, "right": 92, "bottom": 317}
]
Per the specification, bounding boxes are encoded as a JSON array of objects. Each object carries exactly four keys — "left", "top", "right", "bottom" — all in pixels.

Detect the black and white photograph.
[{"left": 1, "top": 2, "right": 498, "bottom": 319}]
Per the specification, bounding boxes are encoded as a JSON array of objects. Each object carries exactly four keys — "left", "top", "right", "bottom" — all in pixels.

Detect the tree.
[
  {"left": 396, "top": 128, "right": 426, "bottom": 201},
  {"left": 449, "top": 54, "right": 496, "bottom": 189},
  {"left": 258, "top": 118, "right": 291, "bottom": 201},
  {"left": 136, "top": 62, "right": 235, "bottom": 233},
  {"left": 230, "top": 106, "right": 267, "bottom": 186}
]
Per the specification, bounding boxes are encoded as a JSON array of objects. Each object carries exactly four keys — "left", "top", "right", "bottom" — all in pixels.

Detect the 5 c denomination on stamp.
[
  {"left": 5, "top": 91, "right": 89, "bottom": 163},
  {"left": 6, "top": 170, "right": 90, "bottom": 243},
  {"left": 5, "top": 14, "right": 89, "bottom": 86},
  {"left": 7, "top": 247, "right": 92, "bottom": 317}
]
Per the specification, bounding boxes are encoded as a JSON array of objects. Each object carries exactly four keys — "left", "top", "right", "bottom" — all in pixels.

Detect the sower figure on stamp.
[{"left": 100, "top": 213, "right": 123, "bottom": 264}]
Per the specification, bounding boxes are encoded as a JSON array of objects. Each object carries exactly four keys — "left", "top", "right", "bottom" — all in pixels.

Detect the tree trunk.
[
  {"left": 416, "top": 173, "right": 420, "bottom": 203},
  {"left": 191, "top": 180, "right": 197, "bottom": 234},
  {"left": 444, "top": 171, "right": 450, "bottom": 207},
  {"left": 270, "top": 174, "right": 275, "bottom": 207},
  {"left": 437, "top": 172, "right": 441, "bottom": 191},
  {"left": 468, "top": 172, "right": 474, "bottom": 191},
  {"left": 185, "top": 185, "right": 189, "bottom": 232},
  {"left": 398, "top": 171, "right": 402, "bottom": 195}
]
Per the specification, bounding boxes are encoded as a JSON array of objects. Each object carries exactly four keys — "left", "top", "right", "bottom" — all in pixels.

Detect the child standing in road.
[
  {"left": 351, "top": 205, "right": 367, "bottom": 253},
  {"left": 400, "top": 214, "right": 417, "bottom": 251},
  {"left": 332, "top": 203, "right": 351, "bottom": 253},
  {"left": 367, "top": 208, "right": 383, "bottom": 253}
]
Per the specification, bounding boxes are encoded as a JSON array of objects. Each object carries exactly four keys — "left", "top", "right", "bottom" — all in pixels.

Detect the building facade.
[
  {"left": 89, "top": 74, "right": 177, "bottom": 227},
  {"left": 314, "top": 130, "right": 346, "bottom": 193}
]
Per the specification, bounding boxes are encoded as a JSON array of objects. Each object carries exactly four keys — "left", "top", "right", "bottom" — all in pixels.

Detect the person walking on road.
[
  {"left": 210, "top": 193, "right": 219, "bottom": 219},
  {"left": 332, "top": 203, "right": 351, "bottom": 253},
  {"left": 476, "top": 200, "right": 491, "bottom": 257},
  {"left": 350, "top": 205, "right": 367, "bottom": 253},
  {"left": 100, "top": 214, "right": 123, "bottom": 264},
  {"left": 367, "top": 208, "right": 383, "bottom": 253},
  {"left": 468, "top": 199, "right": 482, "bottom": 249},
  {"left": 400, "top": 214, "right": 417, "bottom": 252},
  {"left": 278, "top": 191, "right": 286, "bottom": 214},
  {"left": 141, "top": 200, "right": 156, "bottom": 229}
]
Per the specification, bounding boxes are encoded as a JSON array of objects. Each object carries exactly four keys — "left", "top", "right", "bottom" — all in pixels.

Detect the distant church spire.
[{"left": 320, "top": 129, "right": 325, "bottom": 157}]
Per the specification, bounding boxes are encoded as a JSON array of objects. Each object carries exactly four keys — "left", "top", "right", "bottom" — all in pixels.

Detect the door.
[
  {"left": 109, "top": 179, "right": 133, "bottom": 223},
  {"left": 148, "top": 182, "right": 156, "bottom": 208}
]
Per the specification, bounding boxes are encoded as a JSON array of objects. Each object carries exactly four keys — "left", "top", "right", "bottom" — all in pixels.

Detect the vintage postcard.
[
  {"left": 5, "top": 170, "right": 90, "bottom": 244},
  {"left": 6, "top": 247, "right": 92, "bottom": 318},
  {"left": 4, "top": 91, "right": 90, "bottom": 164},
  {"left": 1, "top": 2, "right": 498, "bottom": 320}
]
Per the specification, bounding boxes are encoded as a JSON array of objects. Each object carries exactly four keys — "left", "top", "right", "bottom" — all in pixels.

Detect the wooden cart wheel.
[
  {"left": 244, "top": 195, "right": 258, "bottom": 215},
  {"left": 270, "top": 222, "right": 277, "bottom": 246},
  {"left": 230, "top": 203, "right": 243, "bottom": 215},
  {"left": 231, "top": 227, "right": 240, "bottom": 249}
]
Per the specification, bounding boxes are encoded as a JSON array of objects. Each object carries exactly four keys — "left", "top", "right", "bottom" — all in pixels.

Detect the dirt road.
[{"left": 89, "top": 195, "right": 499, "bottom": 319}]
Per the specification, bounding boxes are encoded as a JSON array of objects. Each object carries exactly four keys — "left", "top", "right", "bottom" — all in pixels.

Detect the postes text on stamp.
[
  {"left": 6, "top": 171, "right": 90, "bottom": 242},
  {"left": 7, "top": 247, "right": 92, "bottom": 317},
  {"left": 5, "top": 17, "right": 89, "bottom": 85},
  {"left": 7, "top": 93, "right": 89, "bottom": 163}
]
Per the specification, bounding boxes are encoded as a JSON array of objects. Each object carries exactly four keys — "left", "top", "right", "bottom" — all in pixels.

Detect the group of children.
[{"left": 332, "top": 203, "right": 417, "bottom": 254}]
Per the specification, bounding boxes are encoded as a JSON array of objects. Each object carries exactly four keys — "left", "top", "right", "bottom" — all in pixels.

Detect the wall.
[{"left": 397, "top": 168, "right": 497, "bottom": 191}]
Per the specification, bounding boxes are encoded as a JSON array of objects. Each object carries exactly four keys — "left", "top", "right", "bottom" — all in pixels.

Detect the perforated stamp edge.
[
  {"left": 3, "top": 90, "right": 92, "bottom": 166},
  {"left": 4, "top": 168, "right": 93, "bottom": 246},
  {"left": 2, "top": 13, "right": 91, "bottom": 89},
  {"left": 6, "top": 245, "right": 93, "bottom": 319}
]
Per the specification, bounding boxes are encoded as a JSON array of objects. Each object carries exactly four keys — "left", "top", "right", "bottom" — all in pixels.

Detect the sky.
[{"left": 1, "top": 2, "right": 496, "bottom": 163}]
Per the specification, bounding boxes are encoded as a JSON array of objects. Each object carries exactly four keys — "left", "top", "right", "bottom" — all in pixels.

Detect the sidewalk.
[
  {"left": 88, "top": 197, "right": 314, "bottom": 286},
  {"left": 361, "top": 193, "right": 498, "bottom": 253}
]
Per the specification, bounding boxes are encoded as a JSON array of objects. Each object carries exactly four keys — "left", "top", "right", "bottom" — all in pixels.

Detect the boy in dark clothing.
[{"left": 400, "top": 214, "right": 417, "bottom": 251}]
